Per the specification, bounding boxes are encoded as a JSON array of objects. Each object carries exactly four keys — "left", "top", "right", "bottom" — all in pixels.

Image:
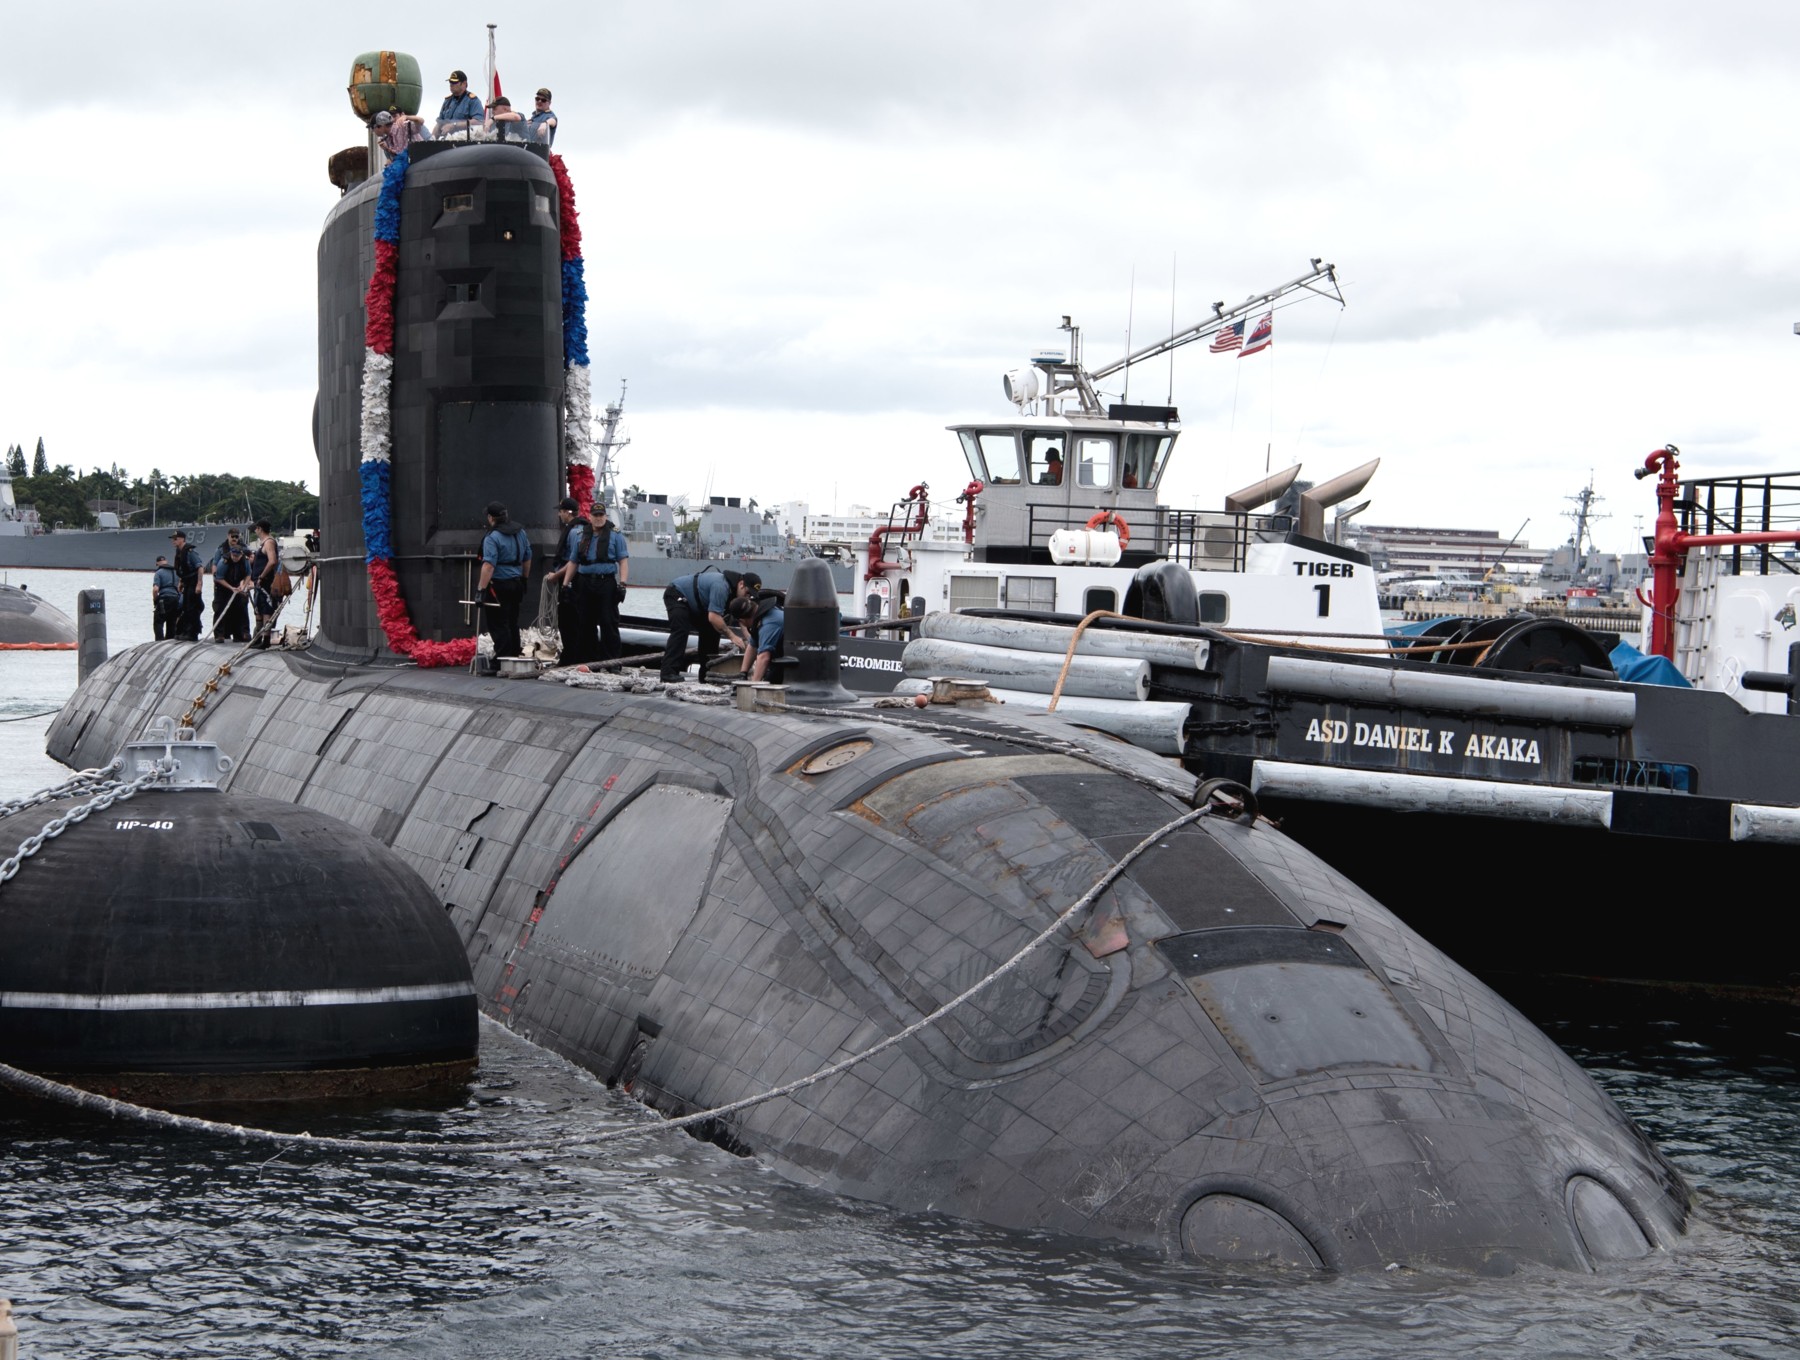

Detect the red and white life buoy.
[{"left": 1085, "top": 510, "right": 1130, "bottom": 549}]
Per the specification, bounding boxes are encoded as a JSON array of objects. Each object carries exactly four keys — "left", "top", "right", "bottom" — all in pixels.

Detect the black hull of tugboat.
[
  {"left": 1184, "top": 637, "right": 1800, "bottom": 1007},
  {"left": 1210, "top": 791, "right": 1800, "bottom": 1007},
  {"left": 43, "top": 641, "right": 1692, "bottom": 1274}
]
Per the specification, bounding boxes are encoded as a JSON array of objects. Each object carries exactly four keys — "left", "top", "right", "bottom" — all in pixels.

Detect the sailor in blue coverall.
[
  {"left": 476, "top": 501, "right": 532, "bottom": 659},
  {"left": 661, "top": 567, "right": 757, "bottom": 682}
]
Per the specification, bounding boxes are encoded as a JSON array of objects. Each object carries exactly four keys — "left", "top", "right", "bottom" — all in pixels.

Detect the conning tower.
[{"left": 316, "top": 133, "right": 565, "bottom": 659}]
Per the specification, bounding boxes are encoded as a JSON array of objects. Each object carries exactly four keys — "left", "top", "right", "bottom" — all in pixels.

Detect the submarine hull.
[
  {"left": 47, "top": 641, "right": 1690, "bottom": 1273},
  {"left": 0, "top": 783, "right": 478, "bottom": 1102},
  {"left": 0, "top": 583, "right": 77, "bottom": 649}
]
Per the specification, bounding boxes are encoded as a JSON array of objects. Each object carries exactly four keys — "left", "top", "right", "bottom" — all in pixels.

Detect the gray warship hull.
[{"left": 0, "top": 523, "right": 220, "bottom": 572}]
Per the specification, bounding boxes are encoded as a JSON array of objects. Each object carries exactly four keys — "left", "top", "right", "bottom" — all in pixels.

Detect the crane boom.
[{"left": 1088, "top": 260, "right": 1343, "bottom": 383}]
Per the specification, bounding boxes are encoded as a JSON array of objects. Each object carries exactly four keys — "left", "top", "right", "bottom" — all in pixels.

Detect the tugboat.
[
  {"left": 835, "top": 308, "right": 1800, "bottom": 1005},
  {"left": 36, "top": 52, "right": 1697, "bottom": 1273},
  {"left": 835, "top": 261, "right": 1378, "bottom": 656}
]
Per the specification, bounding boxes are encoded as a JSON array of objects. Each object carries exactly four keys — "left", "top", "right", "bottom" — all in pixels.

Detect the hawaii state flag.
[
  {"left": 1240, "top": 311, "right": 1274, "bottom": 358},
  {"left": 1208, "top": 321, "right": 1245, "bottom": 354}
]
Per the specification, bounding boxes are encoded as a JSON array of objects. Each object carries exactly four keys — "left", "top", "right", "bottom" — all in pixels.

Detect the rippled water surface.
[
  {"left": 2, "top": 1018, "right": 1795, "bottom": 1360},
  {"left": 4, "top": 570, "right": 1799, "bottom": 1357}
]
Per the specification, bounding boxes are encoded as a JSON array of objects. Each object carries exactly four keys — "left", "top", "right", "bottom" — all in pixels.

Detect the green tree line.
[{"left": 5, "top": 441, "right": 317, "bottom": 533}]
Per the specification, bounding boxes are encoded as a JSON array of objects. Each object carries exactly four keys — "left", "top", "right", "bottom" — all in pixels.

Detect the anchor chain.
[
  {"left": 0, "top": 760, "right": 124, "bottom": 823},
  {"left": 0, "top": 763, "right": 171, "bottom": 887}
]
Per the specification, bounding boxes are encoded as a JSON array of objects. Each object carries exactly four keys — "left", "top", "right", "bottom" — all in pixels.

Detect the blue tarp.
[
  {"left": 1608, "top": 639, "right": 1692, "bottom": 688},
  {"left": 1381, "top": 619, "right": 1693, "bottom": 688},
  {"left": 1385, "top": 617, "right": 1446, "bottom": 638}
]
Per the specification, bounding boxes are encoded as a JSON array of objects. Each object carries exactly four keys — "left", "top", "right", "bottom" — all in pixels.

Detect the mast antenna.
[
  {"left": 1166, "top": 254, "right": 1177, "bottom": 404},
  {"left": 1121, "top": 264, "right": 1136, "bottom": 402}
]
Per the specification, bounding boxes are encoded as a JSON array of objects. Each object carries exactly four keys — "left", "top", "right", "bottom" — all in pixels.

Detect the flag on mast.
[
  {"left": 486, "top": 25, "right": 503, "bottom": 104},
  {"left": 1208, "top": 321, "right": 1245, "bottom": 354},
  {"left": 1239, "top": 311, "right": 1274, "bottom": 358}
]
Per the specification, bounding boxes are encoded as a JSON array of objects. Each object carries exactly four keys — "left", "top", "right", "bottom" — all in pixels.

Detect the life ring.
[{"left": 1085, "top": 510, "right": 1130, "bottom": 549}]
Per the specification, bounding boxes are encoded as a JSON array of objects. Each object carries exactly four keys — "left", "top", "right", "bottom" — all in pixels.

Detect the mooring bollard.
[
  {"left": 0, "top": 1296, "right": 19, "bottom": 1360},
  {"left": 785, "top": 560, "right": 856, "bottom": 706},
  {"left": 77, "top": 587, "right": 108, "bottom": 684}
]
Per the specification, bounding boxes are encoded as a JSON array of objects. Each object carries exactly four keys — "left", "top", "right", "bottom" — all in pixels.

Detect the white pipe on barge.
[
  {"left": 893, "top": 679, "right": 1189, "bottom": 755},
  {"left": 903, "top": 638, "right": 1151, "bottom": 701},
  {"left": 1248, "top": 760, "right": 1616, "bottom": 828},
  {"left": 918, "top": 611, "right": 1212, "bottom": 670},
  {"left": 1729, "top": 803, "right": 1800, "bottom": 844},
  {"left": 1264, "top": 656, "right": 1638, "bottom": 728}
]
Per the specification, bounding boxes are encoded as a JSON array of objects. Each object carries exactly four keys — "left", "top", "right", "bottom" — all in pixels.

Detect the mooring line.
[{"left": 0, "top": 804, "right": 1211, "bottom": 1157}]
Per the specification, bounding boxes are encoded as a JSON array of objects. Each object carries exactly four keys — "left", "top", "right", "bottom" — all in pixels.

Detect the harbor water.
[{"left": 2, "top": 568, "right": 1798, "bottom": 1358}]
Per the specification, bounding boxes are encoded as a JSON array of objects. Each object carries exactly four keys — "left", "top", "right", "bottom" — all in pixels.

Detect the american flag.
[
  {"left": 1239, "top": 311, "right": 1274, "bottom": 358},
  {"left": 1208, "top": 321, "right": 1245, "bottom": 354}
]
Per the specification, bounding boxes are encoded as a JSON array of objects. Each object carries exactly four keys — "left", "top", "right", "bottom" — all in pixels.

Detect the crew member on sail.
[{"left": 435, "top": 69, "right": 483, "bottom": 138}]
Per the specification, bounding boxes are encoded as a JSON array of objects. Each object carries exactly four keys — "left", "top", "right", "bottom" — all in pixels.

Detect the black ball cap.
[{"left": 557, "top": 496, "right": 579, "bottom": 513}]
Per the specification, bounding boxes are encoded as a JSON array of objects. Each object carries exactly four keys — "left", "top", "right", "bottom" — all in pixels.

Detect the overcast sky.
[{"left": 6, "top": 1, "right": 1798, "bottom": 556}]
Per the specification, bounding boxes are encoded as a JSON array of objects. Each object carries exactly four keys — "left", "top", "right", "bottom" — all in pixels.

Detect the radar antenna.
[
  {"left": 1563, "top": 474, "right": 1609, "bottom": 576},
  {"left": 594, "top": 380, "right": 630, "bottom": 507}
]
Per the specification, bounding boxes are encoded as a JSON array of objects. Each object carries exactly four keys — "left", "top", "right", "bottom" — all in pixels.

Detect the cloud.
[{"left": 8, "top": 1, "right": 1800, "bottom": 551}]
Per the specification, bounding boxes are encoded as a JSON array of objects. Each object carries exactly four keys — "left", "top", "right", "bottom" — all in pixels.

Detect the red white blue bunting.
[{"left": 358, "top": 148, "right": 593, "bottom": 666}]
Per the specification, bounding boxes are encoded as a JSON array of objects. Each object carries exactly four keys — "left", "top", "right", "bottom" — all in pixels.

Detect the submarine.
[
  {"left": 41, "top": 59, "right": 1690, "bottom": 1272},
  {"left": 0, "top": 579, "right": 77, "bottom": 650}
]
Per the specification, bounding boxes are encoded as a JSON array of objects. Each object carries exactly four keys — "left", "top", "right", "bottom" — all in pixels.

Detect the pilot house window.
[
  {"left": 1125, "top": 432, "right": 1174, "bottom": 488},
  {"left": 961, "top": 431, "right": 1022, "bottom": 485},
  {"left": 1075, "top": 436, "right": 1113, "bottom": 489}
]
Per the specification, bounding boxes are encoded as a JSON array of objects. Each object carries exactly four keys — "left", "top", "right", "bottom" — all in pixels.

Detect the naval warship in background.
[
  {"left": 0, "top": 461, "right": 218, "bottom": 570},
  {"left": 587, "top": 386, "right": 855, "bottom": 595},
  {"left": 42, "top": 51, "right": 1692, "bottom": 1274}
]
